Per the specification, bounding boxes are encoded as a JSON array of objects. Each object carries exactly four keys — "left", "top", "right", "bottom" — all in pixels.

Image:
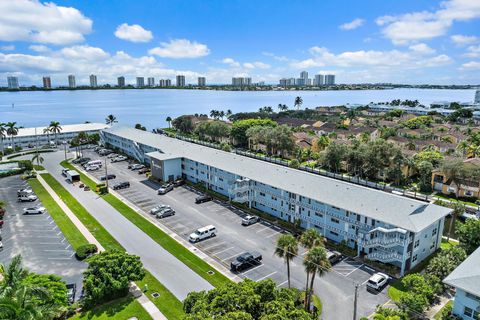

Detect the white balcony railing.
[{"left": 367, "top": 249, "right": 404, "bottom": 262}]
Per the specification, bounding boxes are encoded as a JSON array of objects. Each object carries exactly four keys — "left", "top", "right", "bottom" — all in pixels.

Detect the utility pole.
[
  {"left": 353, "top": 283, "right": 359, "bottom": 320},
  {"left": 63, "top": 142, "right": 67, "bottom": 160},
  {"left": 104, "top": 157, "right": 109, "bottom": 192}
]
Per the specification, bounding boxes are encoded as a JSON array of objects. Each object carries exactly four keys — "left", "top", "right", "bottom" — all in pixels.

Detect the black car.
[
  {"left": 112, "top": 181, "right": 130, "bottom": 190},
  {"left": 173, "top": 179, "right": 185, "bottom": 187},
  {"left": 100, "top": 174, "right": 116, "bottom": 181},
  {"left": 195, "top": 194, "right": 213, "bottom": 204},
  {"left": 230, "top": 252, "right": 262, "bottom": 272},
  {"left": 72, "top": 157, "right": 91, "bottom": 164}
]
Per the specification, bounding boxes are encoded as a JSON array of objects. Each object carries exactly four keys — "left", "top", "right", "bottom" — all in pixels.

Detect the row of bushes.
[
  {"left": 0, "top": 160, "right": 34, "bottom": 178},
  {"left": 6, "top": 149, "right": 54, "bottom": 160},
  {"left": 75, "top": 244, "right": 98, "bottom": 260}
]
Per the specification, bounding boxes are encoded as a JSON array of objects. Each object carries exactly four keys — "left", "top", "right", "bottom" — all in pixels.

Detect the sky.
[{"left": 0, "top": 0, "right": 480, "bottom": 86}]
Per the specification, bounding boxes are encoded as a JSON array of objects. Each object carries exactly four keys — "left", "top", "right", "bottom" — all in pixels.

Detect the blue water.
[{"left": 0, "top": 88, "right": 476, "bottom": 130}]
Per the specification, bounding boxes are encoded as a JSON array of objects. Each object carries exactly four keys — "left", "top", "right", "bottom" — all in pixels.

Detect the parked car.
[
  {"left": 138, "top": 167, "right": 150, "bottom": 174},
  {"left": 366, "top": 273, "right": 389, "bottom": 292},
  {"left": 195, "top": 194, "right": 213, "bottom": 204},
  {"left": 188, "top": 225, "right": 216, "bottom": 243},
  {"left": 112, "top": 156, "right": 127, "bottom": 163},
  {"left": 326, "top": 250, "right": 342, "bottom": 265},
  {"left": 85, "top": 165, "right": 100, "bottom": 171},
  {"left": 100, "top": 174, "right": 116, "bottom": 181},
  {"left": 130, "top": 164, "right": 145, "bottom": 171},
  {"left": 150, "top": 204, "right": 170, "bottom": 215},
  {"left": 17, "top": 188, "right": 34, "bottom": 197},
  {"left": 173, "top": 179, "right": 185, "bottom": 187},
  {"left": 158, "top": 183, "right": 174, "bottom": 195},
  {"left": 18, "top": 194, "right": 38, "bottom": 202},
  {"left": 156, "top": 208, "right": 175, "bottom": 219},
  {"left": 72, "top": 157, "right": 90, "bottom": 164},
  {"left": 230, "top": 252, "right": 262, "bottom": 272},
  {"left": 241, "top": 215, "right": 259, "bottom": 226},
  {"left": 107, "top": 153, "right": 118, "bottom": 159},
  {"left": 112, "top": 181, "right": 130, "bottom": 190},
  {"left": 23, "top": 206, "right": 46, "bottom": 214},
  {"left": 99, "top": 149, "right": 112, "bottom": 156},
  {"left": 66, "top": 283, "right": 76, "bottom": 304}
]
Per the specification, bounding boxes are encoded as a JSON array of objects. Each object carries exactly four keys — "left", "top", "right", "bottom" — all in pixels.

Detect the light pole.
[
  {"left": 104, "top": 157, "right": 109, "bottom": 192},
  {"left": 63, "top": 142, "right": 67, "bottom": 160},
  {"left": 353, "top": 283, "right": 359, "bottom": 320}
]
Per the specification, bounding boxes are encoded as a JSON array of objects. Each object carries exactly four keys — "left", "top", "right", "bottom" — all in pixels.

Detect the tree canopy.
[
  {"left": 231, "top": 118, "right": 277, "bottom": 147},
  {"left": 456, "top": 218, "right": 480, "bottom": 255}
]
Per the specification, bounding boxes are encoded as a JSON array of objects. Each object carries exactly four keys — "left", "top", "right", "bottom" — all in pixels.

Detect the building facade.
[
  {"left": 101, "top": 127, "right": 451, "bottom": 275},
  {"left": 176, "top": 75, "right": 186, "bottom": 87},
  {"left": 147, "top": 77, "right": 155, "bottom": 87},
  {"left": 314, "top": 74, "right": 324, "bottom": 86},
  {"left": 444, "top": 246, "right": 480, "bottom": 320},
  {"left": 325, "top": 74, "right": 335, "bottom": 85},
  {"left": 117, "top": 76, "right": 125, "bottom": 87},
  {"left": 68, "top": 75, "right": 76, "bottom": 88},
  {"left": 198, "top": 77, "right": 206, "bottom": 86},
  {"left": 475, "top": 90, "right": 480, "bottom": 104},
  {"left": 89, "top": 74, "right": 98, "bottom": 87},
  {"left": 42, "top": 76, "right": 52, "bottom": 89},
  {"left": 7, "top": 76, "right": 19, "bottom": 89},
  {"left": 3, "top": 123, "right": 109, "bottom": 149},
  {"left": 136, "top": 77, "right": 145, "bottom": 87}
]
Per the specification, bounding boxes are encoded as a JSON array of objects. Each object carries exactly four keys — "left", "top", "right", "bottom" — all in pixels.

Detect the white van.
[
  {"left": 189, "top": 225, "right": 216, "bottom": 243},
  {"left": 84, "top": 160, "right": 102, "bottom": 168}
]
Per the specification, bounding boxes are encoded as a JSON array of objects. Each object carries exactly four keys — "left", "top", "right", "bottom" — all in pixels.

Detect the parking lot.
[
  {"left": 77, "top": 149, "right": 390, "bottom": 318},
  {"left": 0, "top": 175, "right": 86, "bottom": 298}
]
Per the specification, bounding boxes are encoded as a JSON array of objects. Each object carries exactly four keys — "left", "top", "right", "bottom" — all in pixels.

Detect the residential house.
[{"left": 431, "top": 158, "right": 480, "bottom": 199}]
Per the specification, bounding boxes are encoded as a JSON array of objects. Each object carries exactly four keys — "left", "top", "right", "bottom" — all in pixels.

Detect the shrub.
[{"left": 75, "top": 244, "right": 98, "bottom": 260}]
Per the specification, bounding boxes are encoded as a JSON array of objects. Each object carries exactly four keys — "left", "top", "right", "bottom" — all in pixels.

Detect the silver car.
[
  {"left": 156, "top": 208, "right": 175, "bottom": 219},
  {"left": 23, "top": 206, "right": 46, "bottom": 214},
  {"left": 150, "top": 204, "right": 170, "bottom": 215}
]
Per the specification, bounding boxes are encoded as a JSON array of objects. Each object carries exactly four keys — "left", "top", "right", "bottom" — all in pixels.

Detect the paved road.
[
  {"left": 39, "top": 151, "right": 213, "bottom": 300},
  {"left": 78, "top": 149, "right": 390, "bottom": 319},
  {"left": 0, "top": 175, "right": 85, "bottom": 299}
]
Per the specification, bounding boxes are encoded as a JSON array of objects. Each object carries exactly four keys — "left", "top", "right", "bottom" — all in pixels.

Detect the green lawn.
[
  {"left": 27, "top": 178, "right": 89, "bottom": 250},
  {"left": 70, "top": 296, "right": 152, "bottom": 320},
  {"left": 40, "top": 173, "right": 122, "bottom": 251},
  {"left": 61, "top": 160, "right": 232, "bottom": 288},
  {"left": 435, "top": 193, "right": 479, "bottom": 208},
  {"left": 441, "top": 238, "right": 459, "bottom": 250},
  {"left": 433, "top": 300, "right": 453, "bottom": 320},
  {"left": 40, "top": 172, "right": 184, "bottom": 318},
  {"left": 387, "top": 280, "right": 406, "bottom": 302},
  {"left": 33, "top": 164, "right": 45, "bottom": 171}
]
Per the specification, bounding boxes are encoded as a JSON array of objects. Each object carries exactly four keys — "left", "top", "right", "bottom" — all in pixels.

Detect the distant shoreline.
[{"left": 1, "top": 84, "right": 479, "bottom": 93}]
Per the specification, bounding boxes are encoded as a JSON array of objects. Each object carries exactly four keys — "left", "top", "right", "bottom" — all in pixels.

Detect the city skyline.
[{"left": 0, "top": 0, "right": 480, "bottom": 86}]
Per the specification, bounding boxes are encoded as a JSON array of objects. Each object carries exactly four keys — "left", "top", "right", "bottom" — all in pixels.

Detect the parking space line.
[
  {"left": 345, "top": 264, "right": 364, "bottom": 277},
  {"left": 211, "top": 246, "right": 234, "bottom": 255},
  {"left": 222, "top": 252, "right": 242, "bottom": 262},
  {"left": 201, "top": 241, "right": 226, "bottom": 251},
  {"left": 256, "top": 271, "right": 277, "bottom": 281},
  {"left": 241, "top": 264, "right": 264, "bottom": 275},
  {"left": 277, "top": 280, "right": 288, "bottom": 287},
  {"left": 255, "top": 225, "right": 271, "bottom": 233},
  {"left": 265, "top": 231, "right": 280, "bottom": 239}
]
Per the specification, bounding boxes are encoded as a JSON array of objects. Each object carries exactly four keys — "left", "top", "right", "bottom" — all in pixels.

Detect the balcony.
[
  {"left": 362, "top": 237, "right": 407, "bottom": 249},
  {"left": 367, "top": 249, "right": 404, "bottom": 263}
]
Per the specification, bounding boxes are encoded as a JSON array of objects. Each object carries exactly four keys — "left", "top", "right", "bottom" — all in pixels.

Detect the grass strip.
[
  {"left": 61, "top": 160, "right": 231, "bottom": 288},
  {"left": 70, "top": 296, "right": 152, "bottom": 320},
  {"left": 27, "top": 178, "right": 89, "bottom": 250},
  {"left": 41, "top": 172, "right": 184, "bottom": 318},
  {"left": 40, "top": 173, "right": 122, "bottom": 251}
]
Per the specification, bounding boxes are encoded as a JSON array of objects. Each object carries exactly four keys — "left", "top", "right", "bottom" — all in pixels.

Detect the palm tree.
[
  {"left": 105, "top": 114, "right": 117, "bottom": 125},
  {"left": 166, "top": 117, "right": 172, "bottom": 129},
  {"left": 226, "top": 109, "right": 233, "bottom": 120},
  {"left": 31, "top": 153, "right": 44, "bottom": 167},
  {"left": 303, "top": 246, "right": 330, "bottom": 311},
  {"left": 278, "top": 104, "right": 288, "bottom": 111},
  {"left": 294, "top": 96, "right": 303, "bottom": 110},
  {"left": 456, "top": 140, "right": 469, "bottom": 157},
  {"left": 5, "top": 122, "right": 18, "bottom": 151},
  {"left": 0, "top": 123, "right": 6, "bottom": 156},
  {"left": 42, "top": 128, "right": 51, "bottom": 146},
  {"left": 275, "top": 234, "right": 298, "bottom": 289},
  {"left": 447, "top": 202, "right": 464, "bottom": 242},
  {"left": 48, "top": 121, "right": 62, "bottom": 146},
  {"left": 299, "top": 229, "right": 325, "bottom": 308}
]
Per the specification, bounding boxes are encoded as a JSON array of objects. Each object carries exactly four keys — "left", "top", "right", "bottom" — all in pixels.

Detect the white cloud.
[
  {"left": 460, "top": 61, "right": 480, "bottom": 70},
  {"left": 149, "top": 39, "right": 210, "bottom": 59},
  {"left": 451, "top": 34, "right": 478, "bottom": 46},
  {"left": 243, "top": 61, "right": 270, "bottom": 69},
  {"left": 376, "top": 0, "right": 480, "bottom": 45},
  {"left": 464, "top": 45, "right": 480, "bottom": 58},
  {"left": 114, "top": 23, "right": 153, "bottom": 43},
  {"left": 0, "top": 45, "right": 15, "bottom": 51},
  {"left": 222, "top": 57, "right": 240, "bottom": 67},
  {"left": 0, "top": 0, "right": 92, "bottom": 45},
  {"left": 262, "top": 52, "right": 290, "bottom": 62},
  {"left": 409, "top": 43, "right": 436, "bottom": 54},
  {"left": 339, "top": 18, "right": 365, "bottom": 30},
  {"left": 29, "top": 45, "right": 50, "bottom": 53},
  {"left": 60, "top": 45, "right": 109, "bottom": 60}
]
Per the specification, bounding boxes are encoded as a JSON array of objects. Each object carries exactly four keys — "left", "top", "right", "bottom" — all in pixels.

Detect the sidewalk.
[{"left": 36, "top": 173, "right": 167, "bottom": 320}]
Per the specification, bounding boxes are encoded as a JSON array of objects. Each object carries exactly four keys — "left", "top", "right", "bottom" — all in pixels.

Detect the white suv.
[
  {"left": 366, "top": 272, "right": 389, "bottom": 292},
  {"left": 23, "top": 206, "right": 46, "bottom": 214},
  {"left": 189, "top": 225, "right": 216, "bottom": 243}
]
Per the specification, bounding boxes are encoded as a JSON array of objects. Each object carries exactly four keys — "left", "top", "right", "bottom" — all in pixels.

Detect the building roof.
[
  {"left": 105, "top": 127, "right": 452, "bottom": 232},
  {"left": 16, "top": 123, "right": 109, "bottom": 137},
  {"left": 444, "top": 246, "right": 480, "bottom": 296}
]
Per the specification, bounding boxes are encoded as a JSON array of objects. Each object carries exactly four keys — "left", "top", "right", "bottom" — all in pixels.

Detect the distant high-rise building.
[
  {"left": 300, "top": 71, "right": 308, "bottom": 80},
  {"left": 296, "top": 78, "right": 305, "bottom": 86},
  {"left": 147, "top": 77, "right": 155, "bottom": 87},
  {"left": 165, "top": 79, "right": 172, "bottom": 86},
  {"left": 68, "top": 75, "right": 76, "bottom": 88},
  {"left": 299, "top": 71, "right": 309, "bottom": 86},
  {"left": 314, "top": 74, "right": 324, "bottom": 86},
  {"left": 257, "top": 81, "right": 265, "bottom": 86},
  {"left": 198, "top": 77, "right": 206, "bottom": 86},
  {"left": 89, "top": 74, "right": 98, "bottom": 87},
  {"left": 159, "top": 79, "right": 166, "bottom": 87},
  {"left": 324, "top": 74, "right": 335, "bottom": 85},
  {"left": 279, "top": 78, "right": 288, "bottom": 87},
  {"left": 176, "top": 75, "right": 185, "bottom": 87},
  {"left": 232, "top": 77, "right": 244, "bottom": 86},
  {"left": 117, "top": 76, "right": 125, "bottom": 87},
  {"left": 7, "top": 76, "right": 19, "bottom": 89},
  {"left": 42, "top": 76, "right": 51, "bottom": 89},
  {"left": 244, "top": 77, "right": 252, "bottom": 86},
  {"left": 136, "top": 77, "right": 145, "bottom": 87},
  {"left": 475, "top": 89, "right": 480, "bottom": 104}
]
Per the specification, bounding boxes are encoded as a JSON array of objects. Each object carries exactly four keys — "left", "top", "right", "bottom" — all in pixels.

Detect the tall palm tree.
[
  {"left": 294, "top": 96, "right": 303, "bottom": 110},
  {"left": 0, "top": 123, "right": 6, "bottom": 156},
  {"left": 275, "top": 234, "right": 298, "bottom": 288},
  {"left": 447, "top": 202, "right": 464, "bottom": 242},
  {"left": 31, "top": 153, "right": 44, "bottom": 167},
  {"left": 226, "top": 109, "right": 233, "bottom": 120},
  {"left": 48, "top": 121, "right": 62, "bottom": 146},
  {"left": 0, "top": 255, "right": 28, "bottom": 297},
  {"left": 456, "top": 140, "right": 469, "bottom": 157},
  {"left": 105, "top": 114, "right": 117, "bottom": 125},
  {"left": 303, "top": 246, "right": 330, "bottom": 311},
  {"left": 299, "top": 229, "right": 325, "bottom": 308},
  {"left": 166, "top": 116, "right": 172, "bottom": 129},
  {"left": 5, "top": 122, "right": 18, "bottom": 151},
  {"left": 42, "top": 128, "right": 51, "bottom": 146}
]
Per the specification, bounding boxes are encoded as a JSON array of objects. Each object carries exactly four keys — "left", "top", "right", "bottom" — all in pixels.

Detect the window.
[
  {"left": 414, "top": 240, "right": 420, "bottom": 248},
  {"left": 465, "top": 190, "right": 473, "bottom": 197},
  {"left": 464, "top": 307, "right": 474, "bottom": 318},
  {"left": 271, "top": 196, "right": 277, "bottom": 201},
  {"left": 330, "top": 231, "right": 339, "bottom": 236},
  {"left": 259, "top": 192, "right": 266, "bottom": 197},
  {"left": 315, "top": 212, "right": 323, "bottom": 218},
  {"left": 219, "top": 177, "right": 223, "bottom": 181},
  {"left": 412, "top": 254, "right": 417, "bottom": 262},
  {"left": 466, "top": 292, "right": 480, "bottom": 302},
  {"left": 331, "top": 218, "right": 340, "bottom": 224},
  {"left": 430, "top": 243, "right": 435, "bottom": 250},
  {"left": 372, "top": 219, "right": 376, "bottom": 227},
  {"left": 432, "top": 228, "right": 437, "bottom": 236},
  {"left": 331, "top": 206, "right": 340, "bottom": 210}
]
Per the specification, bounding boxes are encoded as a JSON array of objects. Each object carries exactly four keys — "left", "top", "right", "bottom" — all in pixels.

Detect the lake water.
[{"left": 0, "top": 88, "right": 476, "bottom": 130}]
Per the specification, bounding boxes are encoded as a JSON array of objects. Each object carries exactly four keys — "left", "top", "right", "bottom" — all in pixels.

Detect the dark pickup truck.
[{"left": 230, "top": 252, "right": 262, "bottom": 272}]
